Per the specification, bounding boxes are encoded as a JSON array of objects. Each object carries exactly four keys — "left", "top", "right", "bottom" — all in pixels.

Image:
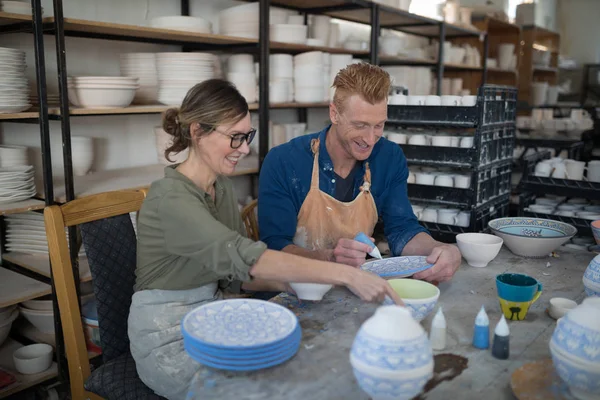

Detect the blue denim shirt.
[{"left": 257, "top": 125, "right": 429, "bottom": 256}]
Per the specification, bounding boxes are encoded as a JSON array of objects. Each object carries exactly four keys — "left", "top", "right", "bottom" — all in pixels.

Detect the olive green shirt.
[{"left": 134, "top": 166, "right": 267, "bottom": 292}]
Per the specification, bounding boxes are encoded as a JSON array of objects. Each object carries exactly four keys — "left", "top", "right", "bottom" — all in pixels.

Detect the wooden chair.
[
  {"left": 241, "top": 199, "right": 259, "bottom": 241},
  {"left": 45, "top": 189, "right": 164, "bottom": 400}
]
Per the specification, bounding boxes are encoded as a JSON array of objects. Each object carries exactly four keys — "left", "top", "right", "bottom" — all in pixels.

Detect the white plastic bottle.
[{"left": 429, "top": 306, "right": 447, "bottom": 350}]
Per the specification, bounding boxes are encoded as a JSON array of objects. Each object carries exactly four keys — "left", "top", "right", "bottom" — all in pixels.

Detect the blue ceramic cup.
[{"left": 496, "top": 273, "right": 543, "bottom": 321}]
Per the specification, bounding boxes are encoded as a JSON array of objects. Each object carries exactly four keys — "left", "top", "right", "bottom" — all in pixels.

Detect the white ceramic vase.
[
  {"left": 549, "top": 297, "right": 600, "bottom": 400},
  {"left": 70, "top": 136, "right": 94, "bottom": 176},
  {"left": 350, "top": 306, "right": 433, "bottom": 400},
  {"left": 583, "top": 254, "right": 600, "bottom": 297}
]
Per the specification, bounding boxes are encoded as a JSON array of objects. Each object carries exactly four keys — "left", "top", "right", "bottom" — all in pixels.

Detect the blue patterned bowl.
[
  {"left": 488, "top": 217, "right": 577, "bottom": 258},
  {"left": 549, "top": 297, "right": 600, "bottom": 399},
  {"left": 583, "top": 255, "right": 600, "bottom": 298},
  {"left": 383, "top": 279, "right": 440, "bottom": 322}
]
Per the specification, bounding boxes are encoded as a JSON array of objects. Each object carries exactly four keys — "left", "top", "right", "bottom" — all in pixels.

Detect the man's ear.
[{"left": 329, "top": 103, "right": 339, "bottom": 124}]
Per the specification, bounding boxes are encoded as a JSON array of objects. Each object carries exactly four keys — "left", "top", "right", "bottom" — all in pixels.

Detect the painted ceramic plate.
[
  {"left": 182, "top": 299, "right": 298, "bottom": 349},
  {"left": 361, "top": 256, "right": 434, "bottom": 278}
]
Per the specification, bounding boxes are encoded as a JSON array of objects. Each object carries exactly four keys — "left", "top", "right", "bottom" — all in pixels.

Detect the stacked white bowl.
[
  {"left": 149, "top": 16, "right": 212, "bottom": 34},
  {"left": 329, "top": 54, "right": 354, "bottom": 100},
  {"left": 156, "top": 52, "right": 215, "bottom": 106},
  {"left": 0, "top": 46, "right": 31, "bottom": 113},
  {"left": 226, "top": 54, "right": 257, "bottom": 103},
  {"left": 219, "top": 3, "right": 289, "bottom": 39},
  {"left": 271, "top": 23, "right": 307, "bottom": 44},
  {"left": 67, "top": 76, "right": 139, "bottom": 108},
  {"left": 0, "top": 305, "right": 18, "bottom": 346},
  {"left": 71, "top": 136, "right": 94, "bottom": 176},
  {"left": 294, "top": 51, "right": 325, "bottom": 103},
  {"left": 0, "top": 145, "right": 27, "bottom": 167},
  {"left": 310, "top": 15, "right": 331, "bottom": 45},
  {"left": 270, "top": 54, "right": 294, "bottom": 103},
  {"left": 0, "top": 166, "right": 36, "bottom": 204},
  {"left": 154, "top": 126, "right": 189, "bottom": 165},
  {"left": 119, "top": 53, "right": 159, "bottom": 104}
]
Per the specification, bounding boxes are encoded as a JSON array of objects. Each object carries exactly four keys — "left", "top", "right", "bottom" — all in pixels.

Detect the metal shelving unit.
[{"left": 386, "top": 84, "right": 517, "bottom": 241}]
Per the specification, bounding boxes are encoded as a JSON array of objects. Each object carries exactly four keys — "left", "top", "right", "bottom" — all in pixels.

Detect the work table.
[{"left": 187, "top": 247, "right": 593, "bottom": 399}]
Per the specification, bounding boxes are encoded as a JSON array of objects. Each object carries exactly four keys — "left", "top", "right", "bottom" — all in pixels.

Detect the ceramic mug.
[
  {"left": 450, "top": 137, "right": 460, "bottom": 147},
  {"left": 425, "top": 95, "right": 441, "bottom": 106},
  {"left": 389, "top": 94, "right": 408, "bottom": 105},
  {"left": 460, "top": 137, "right": 474, "bottom": 148},
  {"left": 434, "top": 175, "right": 454, "bottom": 187},
  {"left": 431, "top": 136, "right": 452, "bottom": 147},
  {"left": 496, "top": 273, "right": 543, "bottom": 321},
  {"left": 407, "top": 95, "right": 426, "bottom": 106},
  {"left": 456, "top": 211, "right": 470, "bottom": 227},
  {"left": 558, "top": 204, "right": 582, "bottom": 211},
  {"left": 576, "top": 212, "right": 600, "bottom": 221},
  {"left": 387, "top": 132, "right": 407, "bottom": 144},
  {"left": 461, "top": 95, "right": 477, "bottom": 106},
  {"left": 454, "top": 175, "right": 471, "bottom": 189},
  {"left": 411, "top": 205, "right": 423, "bottom": 220},
  {"left": 407, "top": 171, "right": 416, "bottom": 184},
  {"left": 408, "top": 135, "right": 428, "bottom": 146},
  {"left": 565, "top": 160, "right": 586, "bottom": 181},
  {"left": 415, "top": 172, "right": 435, "bottom": 185},
  {"left": 441, "top": 95, "right": 461, "bottom": 106},
  {"left": 421, "top": 208, "right": 438, "bottom": 223},
  {"left": 528, "top": 205, "right": 554, "bottom": 214},
  {"left": 555, "top": 210, "right": 575, "bottom": 217},
  {"left": 587, "top": 161, "right": 600, "bottom": 183},
  {"left": 534, "top": 162, "right": 552, "bottom": 177},
  {"left": 552, "top": 163, "right": 568, "bottom": 179},
  {"left": 438, "top": 209, "right": 459, "bottom": 225}
]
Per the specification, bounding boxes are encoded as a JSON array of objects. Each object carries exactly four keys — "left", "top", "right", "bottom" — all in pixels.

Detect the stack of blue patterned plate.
[{"left": 182, "top": 299, "right": 301, "bottom": 372}]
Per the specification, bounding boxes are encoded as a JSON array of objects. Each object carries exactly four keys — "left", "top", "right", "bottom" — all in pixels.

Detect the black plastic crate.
[
  {"left": 420, "top": 195, "right": 511, "bottom": 243},
  {"left": 481, "top": 85, "right": 518, "bottom": 126},
  {"left": 408, "top": 160, "right": 512, "bottom": 208},
  {"left": 400, "top": 124, "right": 515, "bottom": 168}
]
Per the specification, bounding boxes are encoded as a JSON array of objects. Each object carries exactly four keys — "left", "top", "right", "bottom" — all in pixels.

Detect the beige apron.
[{"left": 293, "top": 138, "right": 379, "bottom": 251}]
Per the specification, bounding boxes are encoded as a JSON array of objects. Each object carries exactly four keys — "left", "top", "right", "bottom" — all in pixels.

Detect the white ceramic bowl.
[
  {"left": 289, "top": 283, "right": 333, "bottom": 301},
  {"left": 21, "top": 299, "right": 53, "bottom": 311},
  {"left": 19, "top": 307, "right": 54, "bottom": 334},
  {"left": 0, "top": 309, "right": 19, "bottom": 346},
  {"left": 270, "top": 24, "right": 307, "bottom": 44},
  {"left": 385, "top": 279, "right": 440, "bottom": 321},
  {"left": 149, "top": 16, "right": 212, "bottom": 33},
  {"left": 489, "top": 217, "right": 577, "bottom": 258},
  {"left": 13, "top": 343, "right": 53, "bottom": 375},
  {"left": 0, "top": 305, "right": 17, "bottom": 322},
  {"left": 69, "top": 86, "right": 137, "bottom": 108},
  {"left": 548, "top": 298, "right": 577, "bottom": 320},
  {"left": 456, "top": 233, "right": 503, "bottom": 268}
]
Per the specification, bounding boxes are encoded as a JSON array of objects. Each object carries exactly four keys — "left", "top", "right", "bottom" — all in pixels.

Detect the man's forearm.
[
  {"left": 281, "top": 244, "right": 333, "bottom": 262},
  {"left": 401, "top": 232, "right": 447, "bottom": 256}
]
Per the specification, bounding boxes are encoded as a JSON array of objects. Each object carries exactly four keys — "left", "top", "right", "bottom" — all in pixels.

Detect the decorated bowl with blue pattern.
[
  {"left": 549, "top": 297, "right": 600, "bottom": 400},
  {"left": 350, "top": 306, "right": 433, "bottom": 400},
  {"left": 583, "top": 254, "right": 600, "bottom": 298},
  {"left": 592, "top": 220, "right": 600, "bottom": 246},
  {"left": 488, "top": 217, "right": 577, "bottom": 258},
  {"left": 382, "top": 279, "right": 440, "bottom": 322}
]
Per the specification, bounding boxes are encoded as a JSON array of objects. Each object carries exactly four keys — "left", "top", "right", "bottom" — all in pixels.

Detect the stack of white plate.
[
  {"left": 5, "top": 212, "right": 85, "bottom": 256},
  {"left": 156, "top": 52, "right": 215, "bottom": 106},
  {"left": 0, "top": 166, "right": 36, "bottom": 204},
  {"left": 0, "top": 145, "right": 27, "bottom": 168},
  {"left": 309, "top": 15, "right": 331, "bottom": 45},
  {"left": 270, "top": 24, "right": 307, "bottom": 44},
  {"left": 270, "top": 54, "right": 293, "bottom": 103},
  {"left": 149, "top": 16, "right": 212, "bottom": 34},
  {"left": 0, "top": 305, "right": 18, "bottom": 346},
  {"left": 29, "top": 93, "right": 60, "bottom": 107},
  {"left": 0, "top": 46, "right": 31, "bottom": 113},
  {"left": 71, "top": 136, "right": 94, "bottom": 176},
  {"left": 119, "top": 53, "right": 159, "bottom": 104},
  {"left": 218, "top": 3, "right": 289, "bottom": 39},
  {"left": 329, "top": 54, "right": 354, "bottom": 100},
  {"left": 294, "top": 51, "right": 325, "bottom": 103},
  {"left": 226, "top": 54, "right": 256, "bottom": 103},
  {"left": 67, "top": 76, "right": 139, "bottom": 108},
  {"left": 0, "top": 0, "right": 42, "bottom": 15}
]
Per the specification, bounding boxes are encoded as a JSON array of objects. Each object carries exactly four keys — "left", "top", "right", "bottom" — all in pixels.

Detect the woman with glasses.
[{"left": 127, "top": 79, "right": 401, "bottom": 400}]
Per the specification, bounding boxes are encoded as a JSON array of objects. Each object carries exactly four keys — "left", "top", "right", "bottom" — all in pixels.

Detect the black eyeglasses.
[{"left": 216, "top": 128, "right": 257, "bottom": 149}]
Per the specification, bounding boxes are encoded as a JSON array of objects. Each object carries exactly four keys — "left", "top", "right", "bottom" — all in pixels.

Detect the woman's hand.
[{"left": 345, "top": 269, "right": 403, "bottom": 305}]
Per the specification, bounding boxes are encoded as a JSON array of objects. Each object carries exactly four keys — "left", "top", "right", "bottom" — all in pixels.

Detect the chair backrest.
[
  {"left": 241, "top": 199, "right": 259, "bottom": 241},
  {"left": 45, "top": 189, "right": 147, "bottom": 400}
]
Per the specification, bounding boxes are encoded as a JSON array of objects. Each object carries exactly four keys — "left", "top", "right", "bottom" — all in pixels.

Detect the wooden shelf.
[
  {"left": 0, "top": 338, "right": 58, "bottom": 399},
  {"left": 533, "top": 66, "right": 558, "bottom": 73},
  {"left": 0, "top": 267, "right": 51, "bottom": 309},
  {"left": 52, "top": 159, "right": 258, "bottom": 202},
  {"left": 488, "top": 67, "right": 518, "bottom": 74},
  {"left": 13, "top": 319, "right": 101, "bottom": 360},
  {"left": 0, "top": 11, "right": 32, "bottom": 25},
  {"left": 3, "top": 253, "right": 92, "bottom": 282},
  {"left": 444, "top": 63, "right": 483, "bottom": 71},
  {"left": 378, "top": 56, "right": 436, "bottom": 66},
  {"left": 270, "top": 41, "right": 368, "bottom": 55},
  {"left": 0, "top": 199, "right": 45, "bottom": 216},
  {"left": 0, "top": 111, "right": 39, "bottom": 121}
]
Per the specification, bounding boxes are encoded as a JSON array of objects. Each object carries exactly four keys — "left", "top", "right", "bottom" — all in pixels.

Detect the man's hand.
[
  {"left": 413, "top": 244, "right": 461, "bottom": 283},
  {"left": 329, "top": 238, "right": 373, "bottom": 268}
]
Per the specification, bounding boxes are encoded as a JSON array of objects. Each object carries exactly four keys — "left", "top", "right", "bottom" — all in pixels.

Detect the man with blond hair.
[{"left": 258, "top": 63, "right": 461, "bottom": 283}]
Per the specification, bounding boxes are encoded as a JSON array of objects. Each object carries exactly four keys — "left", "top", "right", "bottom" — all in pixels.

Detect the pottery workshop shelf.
[
  {"left": 2, "top": 253, "right": 92, "bottom": 283},
  {"left": 0, "top": 199, "right": 45, "bottom": 216},
  {"left": 520, "top": 176, "right": 600, "bottom": 201},
  {"left": 0, "top": 268, "right": 51, "bottom": 309},
  {"left": 378, "top": 56, "right": 437, "bottom": 66},
  {"left": 443, "top": 63, "right": 484, "bottom": 71},
  {"left": 0, "top": 111, "right": 40, "bottom": 121},
  {"left": 269, "top": 41, "right": 369, "bottom": 55},
  {"left": 0, "top": 11, "right": 32, "bottom": 25},
  {"left": 487, "top": 67, "right": 518, "bottom": 75},
  {"left": 0, "top": 338, "right": 58, "bottom": 399}
]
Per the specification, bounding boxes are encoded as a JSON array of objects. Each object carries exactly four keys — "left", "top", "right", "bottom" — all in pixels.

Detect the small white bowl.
[
  {"left": 19, "top": 307, "right": 54, "bottom": 334},
  {"left": 456, "top": 233, "right": 503, "bottom": 268},
  {"left": 289, "top": 283, "right": 333, "bottom": 301},
  {"left": 548, "top": 298, "right": 577, "bottom": 320},
  {"left": 21, "top": 299, "right": 53, "bottom": 311},
  {"left": 13, "top": 343, "right": 53, "bottom": 375}
]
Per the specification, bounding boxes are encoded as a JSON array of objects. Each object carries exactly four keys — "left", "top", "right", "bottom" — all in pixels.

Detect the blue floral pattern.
[
  {"left": 182, "top": 299, "right": 298, "bottom": 348},
  {"left": 585, "top": 287, "right": 600, "bottom": 297},
  {"left": 489, "top": 218, "right": 577, "bottom": 237},
  {"left": 405, "top": 302, "right": 437, "bottom": 322},
  {"left": 552, "top": 317, "right": 600, "bottom": 363},
  {"left": 351, "top": 329, "right": 432, "bottom": 370},
  {"left": 551, "top": 352, "right": 600, "bottom": 395},
  {"left": 352, "top": 369, "right": 431, "bottom": 400},
  {"left": 361, "top": 256, "right": 433, "bottom": 278}
]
